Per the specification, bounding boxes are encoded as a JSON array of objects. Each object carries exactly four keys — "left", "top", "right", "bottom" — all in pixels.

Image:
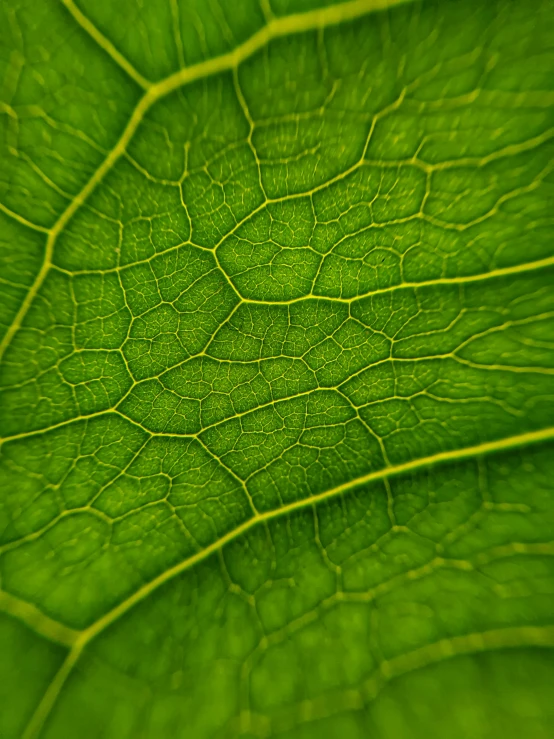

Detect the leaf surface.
[{"left": 1, "top": 0, "right": 553, "bottom": 737}]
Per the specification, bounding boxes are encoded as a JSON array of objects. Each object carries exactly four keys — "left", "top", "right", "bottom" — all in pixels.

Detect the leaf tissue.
[{"left": 0, "top": 0, "right": 553, "bottom": 737}]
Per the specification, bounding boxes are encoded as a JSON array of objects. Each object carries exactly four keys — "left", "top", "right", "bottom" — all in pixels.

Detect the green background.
[{"left": 1, "top": 0, "right": 553, "bottom": 736}]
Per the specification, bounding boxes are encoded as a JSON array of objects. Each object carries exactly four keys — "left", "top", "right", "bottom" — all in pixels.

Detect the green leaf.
[{"left": 1, "top": 0, "right": 553, "bottom": 736}]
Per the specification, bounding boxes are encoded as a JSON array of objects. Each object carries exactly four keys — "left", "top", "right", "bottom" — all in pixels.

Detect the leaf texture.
[{"left": 0, "top": 0, "right": 553, "bottom": 737}]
